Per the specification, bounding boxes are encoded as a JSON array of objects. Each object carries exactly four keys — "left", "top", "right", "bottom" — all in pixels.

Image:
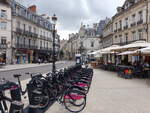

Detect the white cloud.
[{"left": 20, "top": 0, "right": 126, "bottom": 40}]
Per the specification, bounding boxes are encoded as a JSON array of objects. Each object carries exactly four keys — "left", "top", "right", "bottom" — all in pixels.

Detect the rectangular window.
[
  {"left": 44, "top": 31, "right": 45, "bottom": 37},
  {"left": 119, "top": 35, "right": 122, "bottom": 43},
  {"left": 138, "top": 11, "right": 143, "bottom": 21},
  {"left": 17, "top": 21, "right": 20, "bottom": 28},
  {"left": 34, "top": 27, "right": 36, "bottom": 33},
  {"left": 125, "top": 34, "right": 128, "bottom": 43},
  {"left": 44, "top": 41, "right": 45, "bottom": 48},
  {"left": 1, "top": 37, "right": 6, "bottom": 45},
  {"left": 23, "top": 24, "right": 26, "bottom": 31},
  {"left": 119, "top": 20, "right": 122, "bottom": 29},
  {"left": 1, "top": 9, "right": 7, "bottom": 18},
  {"left": 29, "top": 39, "right": 31, "bottom": 47},
  {"left": 91, "top": 42, "right": 94, "bottom": 47},
  {"left": 125, "top": 18, "right": 128, "bottom": 26},
  {"left": 40, "top": 41, "right": 42, "bottom": 47},
  {"left": 23, "top": 38, "right": 25, "bottom": 45},
  {"left": 17, "top": 37, "right": 19, "bottom": 45},
  {"left": 47, "top": 42, "right": 48, "bottom": 48},
  {"left": 0, "top": 21, "right": 7, "bottom": 30},
  {"left": 138, "top": 29, "right": 143, "bottom": 39},
  {"left": 132, "top": 31, "right": 136, "bottom": 41},
  {"left": 115, "top": 23, "right": 117, "bottom": 30},
  {"left": 29, "top": 26, "right": 32, "bottom": 32},
  {"left": 33, "top": 40, "right": 36, "bottom": 46},
  {"left": 132, "top": 14, "right": 136, "bottom": 23}
]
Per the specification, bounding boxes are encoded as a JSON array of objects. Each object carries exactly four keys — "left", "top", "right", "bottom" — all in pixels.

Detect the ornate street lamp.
[{"left": 51, "top": 14, "right": 57, "bottom": 74}]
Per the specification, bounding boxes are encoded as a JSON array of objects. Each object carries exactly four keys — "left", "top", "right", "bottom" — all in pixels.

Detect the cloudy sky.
[{"left": 20, "top": 0, "right": 125, "bottom": 40}]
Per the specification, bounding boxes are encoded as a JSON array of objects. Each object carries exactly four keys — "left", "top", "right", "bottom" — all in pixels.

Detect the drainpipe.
[
  {"left": 146, "top": 0, "right": 149, "bottom": 42},
  {"left": 10, "top": 1, "right": 13, "bottom": 64}
]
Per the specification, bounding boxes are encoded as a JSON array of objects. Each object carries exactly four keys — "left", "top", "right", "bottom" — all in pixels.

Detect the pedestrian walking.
[{"left": 38, "top": 58, "right": 41, "bottom": 64}]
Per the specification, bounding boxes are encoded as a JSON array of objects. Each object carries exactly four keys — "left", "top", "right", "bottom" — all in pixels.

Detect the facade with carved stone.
[
  {"left": 0, "top": 0, "right": 60, "bottom": 64},
  {"left": 112, "top": 0, "right": 149, "bottom": 46}
]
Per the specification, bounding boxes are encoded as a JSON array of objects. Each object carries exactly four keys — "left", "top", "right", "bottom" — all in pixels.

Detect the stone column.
[{"left": 6, "top": 48, "right": 12, "bottom": 64}]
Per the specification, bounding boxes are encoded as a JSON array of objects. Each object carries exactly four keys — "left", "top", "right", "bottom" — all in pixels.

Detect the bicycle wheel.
[
  {"left": 63, "top": 89, "right": 86, "bottom": 113},
  {"left": 32, "top": 89, "right": 50, "bottom": 109}
]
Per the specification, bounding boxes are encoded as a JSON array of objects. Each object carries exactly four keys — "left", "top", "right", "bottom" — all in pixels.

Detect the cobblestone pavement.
[{"left": 46, "top": 69, "right": 150, "bottom": 113}]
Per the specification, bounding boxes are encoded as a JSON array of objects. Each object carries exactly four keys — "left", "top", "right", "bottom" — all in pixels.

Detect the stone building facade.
[
  {"left": 61, "top": 23, "right": 102, "bottom": 60},
  {"left": 102, "top": 20, "right": 113, "bottom": 48},
  {"left": 0, "top": 0, "right": 11, "bottom": 64},
  {"left": 0, "top": 0, "right": 60, "bottom": 64},
  {"left": 112, "top": 0, "right": 148, "bottom": 46}
]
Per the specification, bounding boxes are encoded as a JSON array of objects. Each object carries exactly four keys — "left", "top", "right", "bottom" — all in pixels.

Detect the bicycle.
[
  {"left": 13, "top": 73, "right": 50, "bottom": 109},
  {"left": 0, "top": 78, "right": 24, "bottom": 113}
]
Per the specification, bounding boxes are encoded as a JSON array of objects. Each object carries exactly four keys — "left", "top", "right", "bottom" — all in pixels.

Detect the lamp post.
[{"left": 51, "top": 14, "right": 57, "bottom": 74}]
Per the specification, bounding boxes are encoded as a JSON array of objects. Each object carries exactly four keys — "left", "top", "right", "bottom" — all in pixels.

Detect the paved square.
[{"left": 46, "top": 69, "right": 150, "bottom": 113}]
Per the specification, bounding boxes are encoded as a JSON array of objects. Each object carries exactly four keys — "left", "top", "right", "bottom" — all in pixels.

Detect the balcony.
[
  {"left": 114, "top": 29, "right": 117, "bottom": 33},
  {"left": 0, "top": 44, "right": 7, "bottom": 49},
  {"left": 15, "top": 44, "right": 38, "bottom": 49},
  {"left": 40, "top": 35, "right": 44, "bottom": 39},
  {"left": 32, "top": 33, "right": 38, "bottom": 38},
  {"left": 123, "top": 25, "right": 128, "bottom": 30},
  {"left": 22, "top": 30, "right": 29, "bottom": 36},
  {"left": 137, "top": 20, "right": 143, "bottom": 25},
  {"left": 16, "top": 28, "right": 23, "bottom": 34},
  {"left": 113, "top": 39, "right": 146, "bottom": 46},
  {"left": 130, "top": 22, "right": 136, "bottom": 27},
  {"left": 29, "top": 45, "right": 38, "bottom": 49},
  {"left": 39, "top": 47, "right": 52, "bottom": 52}
]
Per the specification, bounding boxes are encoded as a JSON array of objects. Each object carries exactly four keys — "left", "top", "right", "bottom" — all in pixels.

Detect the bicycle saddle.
[{"left": 13, "top": 74, "right": 22, "bottom": 78}]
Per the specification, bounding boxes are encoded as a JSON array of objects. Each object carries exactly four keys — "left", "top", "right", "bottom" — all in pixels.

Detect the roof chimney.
[{"left": 28, "top": 5, "right": 37, "bottom": 13}]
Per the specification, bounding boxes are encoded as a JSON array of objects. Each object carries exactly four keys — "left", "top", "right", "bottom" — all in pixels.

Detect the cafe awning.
[
  {"left": 98, "top": 45, "right": 120, "bottom": 54},
  {"left": 118, "top": 51, "right": 136, "bottom": 55},
  {"left": 94, "top": 53, "right": 102, "bottom": 58},
  {"left": 88, "top": 51, "right": 99, "bottom": 55},
  {"left": 112, "top": 41, "right": 150, "bottom": 52},
  {"left": 133, "top": 46, "right": 150, "bottom": 55}
]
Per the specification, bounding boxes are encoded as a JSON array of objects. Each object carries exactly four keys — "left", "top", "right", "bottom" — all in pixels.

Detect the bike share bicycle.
[
  {"left": 0, "top": 78, "right": 24, "bottom": 113},
  {"left": 13, "top": 64, "right": 93, "bottom": 113}
]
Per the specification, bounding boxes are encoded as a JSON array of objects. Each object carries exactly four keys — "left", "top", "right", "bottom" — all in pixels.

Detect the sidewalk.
[
  {"left": 0, "top": 61, "right": 66, "bottom": 72},
  {"left": 46, "top": 69, "right": 150, "bottom": 113}
]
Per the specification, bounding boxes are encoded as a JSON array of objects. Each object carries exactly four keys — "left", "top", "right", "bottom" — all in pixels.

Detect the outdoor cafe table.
[{"left": 116, "top": 65, "right": 134, "bottom": 79}]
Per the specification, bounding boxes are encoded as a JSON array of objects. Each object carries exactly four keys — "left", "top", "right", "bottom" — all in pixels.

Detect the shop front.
[
  {"left": 36, "top": 50, "right": 52, "bottom": 63},
  {"left": 15, "top": 49, "right": 33, "bottom": 64},
  {"left": 0, "top": 51, "right": 6, "bottom": 64}
]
